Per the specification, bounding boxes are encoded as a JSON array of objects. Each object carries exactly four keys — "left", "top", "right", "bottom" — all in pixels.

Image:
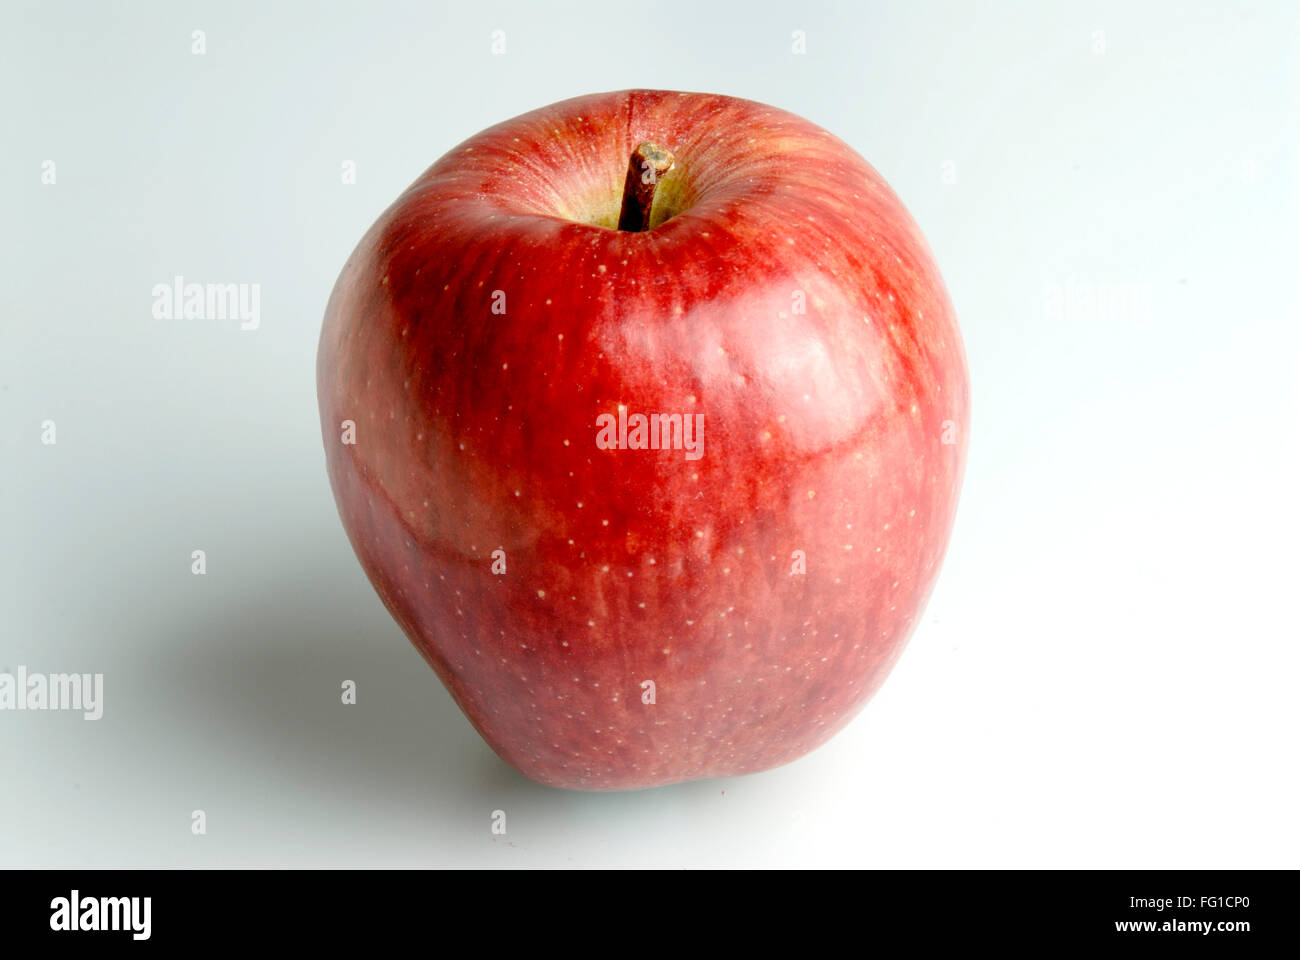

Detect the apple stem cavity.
[{"left": 617, "top": 141, "right": 675, "bottom": 232}]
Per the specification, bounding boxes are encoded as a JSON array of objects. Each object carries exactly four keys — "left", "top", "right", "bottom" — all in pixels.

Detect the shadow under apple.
[{"left": 143, "top": 527, "right": 749, "bottom": 865}]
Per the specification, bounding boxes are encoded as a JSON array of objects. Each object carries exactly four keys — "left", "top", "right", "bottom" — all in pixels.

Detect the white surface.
[{"left": 2, "top": 0, "right": 1297, "bottom": 868}]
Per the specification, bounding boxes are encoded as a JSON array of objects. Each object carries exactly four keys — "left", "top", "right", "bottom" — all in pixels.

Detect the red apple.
[{"left": 317, "top": 89, "right": 969, "bottom": 790}]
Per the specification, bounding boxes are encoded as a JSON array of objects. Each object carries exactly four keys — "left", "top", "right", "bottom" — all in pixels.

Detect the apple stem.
[{"left": 617, "top": 142, "right": 675, "bottom": 232}]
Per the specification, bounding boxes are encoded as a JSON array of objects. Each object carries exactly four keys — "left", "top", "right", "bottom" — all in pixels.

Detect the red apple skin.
[{"left": 318, "top": 90, "right": 969, "bottom": 790}]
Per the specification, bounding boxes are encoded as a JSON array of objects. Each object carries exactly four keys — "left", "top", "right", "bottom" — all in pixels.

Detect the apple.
[{"left": 317, "top": 89, "right": 969, "bottom": 790}]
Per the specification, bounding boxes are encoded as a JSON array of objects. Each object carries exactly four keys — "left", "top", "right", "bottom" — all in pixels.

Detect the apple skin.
[{"left": 317, "top": 89, "right": 969, "bottom": 790}]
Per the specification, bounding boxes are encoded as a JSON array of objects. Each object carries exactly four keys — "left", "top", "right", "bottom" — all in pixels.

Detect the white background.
[{"left": 3, "top": 0, "right": 1297, "bottom": 868}]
